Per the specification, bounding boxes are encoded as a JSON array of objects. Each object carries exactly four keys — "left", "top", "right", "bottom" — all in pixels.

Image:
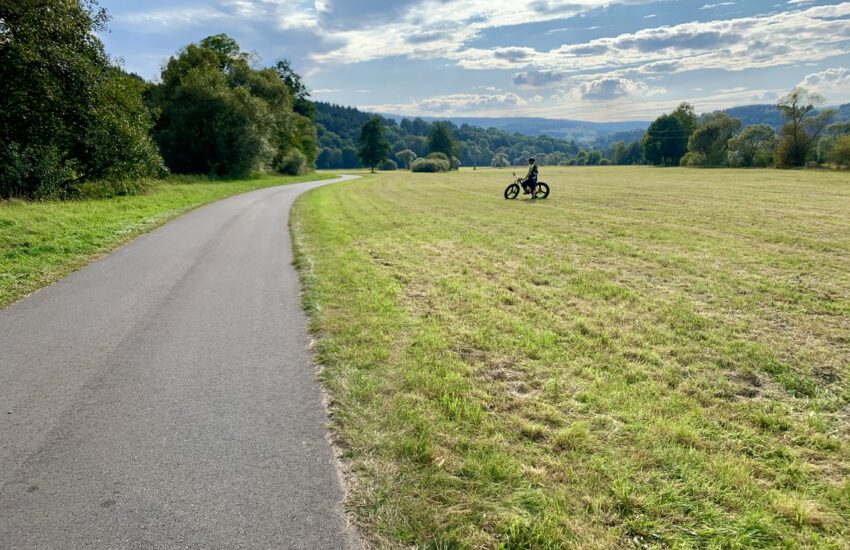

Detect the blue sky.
[{"left": 99, "top": 0, "right": 850, "bottom": 121}]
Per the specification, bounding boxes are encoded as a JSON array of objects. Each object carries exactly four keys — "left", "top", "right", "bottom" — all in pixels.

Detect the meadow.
[
  {"left": 291, "top": 166, "right": 850, "bottom": 548},
  {"left": 0, "top": 173, "right": 335, "bottom": 308}
]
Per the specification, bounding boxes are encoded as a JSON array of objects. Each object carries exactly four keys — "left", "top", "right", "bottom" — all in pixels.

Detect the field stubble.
[{"left": 293, "top": 167, "right": 850, "bottom": 548}]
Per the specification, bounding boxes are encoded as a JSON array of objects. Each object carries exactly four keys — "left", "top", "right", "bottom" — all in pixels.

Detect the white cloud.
[
  {"left": 362, "top": 92, "right": 528, "bottom": 115},
  {"left": 452, "top": 2, "right": 850, "bottom": 77},
  {"left": 568, "top": 77, "right": 651, "bottom": 100},
  {"left": 700, "top": 2, "right": 736, "bottom": 10},
  {"left": 799, "top": 67, "right": 850, "bottom": 101}
]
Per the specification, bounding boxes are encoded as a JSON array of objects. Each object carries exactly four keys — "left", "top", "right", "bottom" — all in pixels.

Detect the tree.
[
  {"left": 828, "top": 134, "right": 850, "bottom": 165},
  {"left": 275, "top": 59, "right": 314, "bottom": 119},
  {"left": 728, "top": 124, "right": 776, "bottom": 167},
  {"left": 642, "top": 114, "right": 688, "bottom": 166},
  {"left": 429, "top": 122, "right": 457, "bottom": 164},
  {"left": 0, "top": 0, "right": 163, "bottom": 198},
  {"left": 395, "top": 149, "right": 417, "bottom": 169},
  {"left": 672, "top": 102, "right": 698, "bottom": 136},
  {"left": 358, "top": 117, "right": 390, "bottom": 173},
  {"left": 150, "top": 35, "right": 316, "bottom": 178},
  {"left": 775, "top": 87, "right": 834, "bottom": 167},
  {"left": 587, "top": 151, "right": 602, "bottom": 165},
  {"left": 683, "top": 112, "right": 742, "bottom": 167},
  {"left": 491, "top": 152, "right": 510, "bottom": 168}
]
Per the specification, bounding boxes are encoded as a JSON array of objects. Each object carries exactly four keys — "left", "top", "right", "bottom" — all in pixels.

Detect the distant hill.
[{"left": 380, "top": 114, "right": 650, "bottom": 142}]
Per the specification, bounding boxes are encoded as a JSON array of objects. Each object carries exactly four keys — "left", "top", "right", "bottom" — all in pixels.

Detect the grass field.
[
  {"left": 291, "top": 167, "right": 850, "bottom": 549},
  {"left": 0, "top": 173, "right": 335, "bottom": 309}
]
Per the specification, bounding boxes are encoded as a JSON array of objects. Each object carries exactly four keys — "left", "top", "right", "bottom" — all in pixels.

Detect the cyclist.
[{"left": 522, "top": 157, "right": 538, "bottom": 196}]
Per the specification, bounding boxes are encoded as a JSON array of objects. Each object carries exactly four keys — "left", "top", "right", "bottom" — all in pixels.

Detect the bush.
[
  {"left": 567, "top": 158, "right": 577, "bottom": 166},
  {"left": 411, "top": 157, "right": 450, "bottom": 173},
  {"left": 277, "top": 149, "right": 308, "bottom": 175},
  {"left": 680, "top": 151, "right": 707, "bottom": 167},
  {"left": 599, "top": 158, "right": 611, "bottom": 166},
  {"left": 828, "top": 135, "right": 850, "bottom": 165},
  {"left": 380, "top": 159, "right": 398, "bottom": 171}
]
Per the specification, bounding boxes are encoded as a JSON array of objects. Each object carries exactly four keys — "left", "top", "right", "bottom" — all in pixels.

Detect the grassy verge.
[
  {"left": 291, "top": 167, "right": 850, "bottom": 548},
  {"left": 0, "top": 173, "right": 336, "bottom": 308}
]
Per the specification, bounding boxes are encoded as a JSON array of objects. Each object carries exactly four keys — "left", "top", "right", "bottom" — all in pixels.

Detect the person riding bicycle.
[{"left": 522, "top": 157, "right": 538, "bottom": 195}]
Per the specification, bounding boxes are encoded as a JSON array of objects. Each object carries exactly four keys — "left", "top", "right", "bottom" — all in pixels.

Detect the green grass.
[
  {"left": 0, "top": 173, "right": 336, "bottom": 308},
  {"left": 291, "top": 167, "right": 850, "bottom": 549}
]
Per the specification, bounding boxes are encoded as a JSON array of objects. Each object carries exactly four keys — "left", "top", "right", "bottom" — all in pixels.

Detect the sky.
[{"left": 99, "top": 0, "right": 850, "bottom": 121}]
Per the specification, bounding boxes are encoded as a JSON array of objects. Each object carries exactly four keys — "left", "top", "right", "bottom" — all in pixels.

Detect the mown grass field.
[
  {"left": 291, "top": 167, "right": 850, "bottom": 549},
  {"left": 0, "top": 173, "right": 335, "bottom": 309}
]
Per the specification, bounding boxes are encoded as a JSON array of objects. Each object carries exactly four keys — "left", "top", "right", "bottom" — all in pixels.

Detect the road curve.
[{"left": 0, "top": 176, "right": 361, "bottom": 549}]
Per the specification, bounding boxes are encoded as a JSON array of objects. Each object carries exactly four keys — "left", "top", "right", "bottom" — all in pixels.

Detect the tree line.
[
  {"left": 643, "top": 89, "right": 850, "bottom": 168},
  {"left": 1, "top": 1, "right": 317, "bottom": 199}
]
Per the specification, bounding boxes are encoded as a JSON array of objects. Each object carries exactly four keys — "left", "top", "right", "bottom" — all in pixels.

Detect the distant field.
[
  {"left": 292, "top": 167, "right": 850, "bottom": 548},
  {"left": 0, "top": 173, "right": 335, "bottom": 309}
]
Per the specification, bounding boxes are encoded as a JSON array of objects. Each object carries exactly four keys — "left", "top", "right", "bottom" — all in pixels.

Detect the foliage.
[
  {"left": 684, "top": 112, "right": 742, "bottom": 167},
  {"left": 672, "top": 102, "right": 699, "bottom": 135},
  {"left": 643, "top": 114, "right": 688, "bottom": 166},
  {"left": 428, "top": 122, "right": 458, "bottom": 165},
  {"left": 358, "top": 117, "right": 390, "bottom": 173},
  {"left": 395, "top": 149, "right": 417, "bottom": 169},
  {"left": 0, "top": 0, "right": 163, "bottom": 198},
  {"left": 610, "top": 141, "right": 645, "bottom": 165},
  {"left": 728, "top": 124, "right": 777, "bottom": 167},
  {"left": 491, "top": 152, "right": 510, "bottom": 168},
  {"left": 150, "top": 34, "right": 316, "bottom": 178},
  {"left": 274, "top": 59, "right": 314, "bottom": 119},
  {"left": 411, "top": 156, "right": 450, "bottom": 172},
  {"left": 828, "top": 134, "right": 850, "bottom": 165},
  {"left": 380, "top": 159, "right": 398, "bottom": 171},
  {"left": 314, "top": 103, "right": 582, "bottom": 170},
  {"left": 775, "top": 87, "right": 834, "bottom": 168}
]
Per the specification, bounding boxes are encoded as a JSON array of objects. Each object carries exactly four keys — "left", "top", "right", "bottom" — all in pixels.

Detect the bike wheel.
[
  {"left": 504, "top": 183, "right": 520, "bottom": 199},
  {"left": 534, "top": 182, "right": 550, "bottom": 199}
]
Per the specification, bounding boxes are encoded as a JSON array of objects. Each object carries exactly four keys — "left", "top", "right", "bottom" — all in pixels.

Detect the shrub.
[
  {"left": 680, "top": 151, "right": 707, "bottom": 167},
  {"left": 380, "top": 159, "right": 398, "bottom": 171},
  {"left": 567, "top": 158, "right": 577, "bottom": 166},
  {"left": 828, "top": 135, "right": 850, "bottom": 165},
  {"left": 599, "top": 158, "right": 611, "bottom": 166},
  {"left": 277, "top": 149, "right": 308, "bottom": 175},
  {"left": 411, "top": 157, "right": 450, "bottom": 173}
]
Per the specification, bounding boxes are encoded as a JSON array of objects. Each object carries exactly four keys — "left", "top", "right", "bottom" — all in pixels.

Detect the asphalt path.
[{"left": 0, "top": 176, "right": 361, "bottom": 549}]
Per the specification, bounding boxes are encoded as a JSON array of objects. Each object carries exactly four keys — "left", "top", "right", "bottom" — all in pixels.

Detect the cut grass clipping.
[
  {"left": 0, "top": 173, "right": 336, "bottom": 309},
  {"left": 292, "top": 167, "right": 850, "bottom": 548}
]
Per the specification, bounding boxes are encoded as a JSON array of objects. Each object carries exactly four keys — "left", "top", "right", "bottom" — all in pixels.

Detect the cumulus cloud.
[
  {"left": 799, "top": 67, "right": 850, "bottom": 100},
  {"left": 568, "top": 77, "right": 650, "bottom": 100},
  {"left": 454, "top": 3, "right": 850, "bottom": 75},
  {"left": 512, "top": 70, "right": 565, "bottom": 87}
]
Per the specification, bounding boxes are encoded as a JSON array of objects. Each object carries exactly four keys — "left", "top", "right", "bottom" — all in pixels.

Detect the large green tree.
[
  {"left": 682, "top": 112, "right": 742, "bottom": 167},
  {"left": 0, "top": 0, "right": 163, "bottom": 198},
  {"left": 358, "top": 117, "right": 390, "bottom": 173},
  {"left": 428, "top": 122, "right": 457, "bottom": 164},
  {"left": 728, "top": 124, "right": 776, "bottom": 167},
  {"left": 642, "top": 114, "right": 688, "bottom": 166},
  {"left": 150, "top": 34, "right": 316, "bottom": 177},
  {"left": 775, "top": 87, "right": 834, "bottom": 168}
]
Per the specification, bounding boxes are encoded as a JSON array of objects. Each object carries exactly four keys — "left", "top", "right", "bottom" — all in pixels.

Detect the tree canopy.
[
  {"left": 149, "top": 34, "right": 317, "bottom": 178},
  {"left": 358, "top": 117, "right": 390, "bottom": 173},
  {"left": 0, "top": 0, "right": 163, "bottom": 198},
  {"left": 642, "top": 114, "right": 688, "bottom": 166}
]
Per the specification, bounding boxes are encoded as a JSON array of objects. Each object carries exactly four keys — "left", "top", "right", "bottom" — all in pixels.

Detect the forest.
[{"left": 0, "top": 1, "right": 317, "bottom": 199}]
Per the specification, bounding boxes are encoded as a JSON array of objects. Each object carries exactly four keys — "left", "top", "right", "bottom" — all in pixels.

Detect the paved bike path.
[{"left": 0, "top": 176, "right": 361, "bottom": 548}]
